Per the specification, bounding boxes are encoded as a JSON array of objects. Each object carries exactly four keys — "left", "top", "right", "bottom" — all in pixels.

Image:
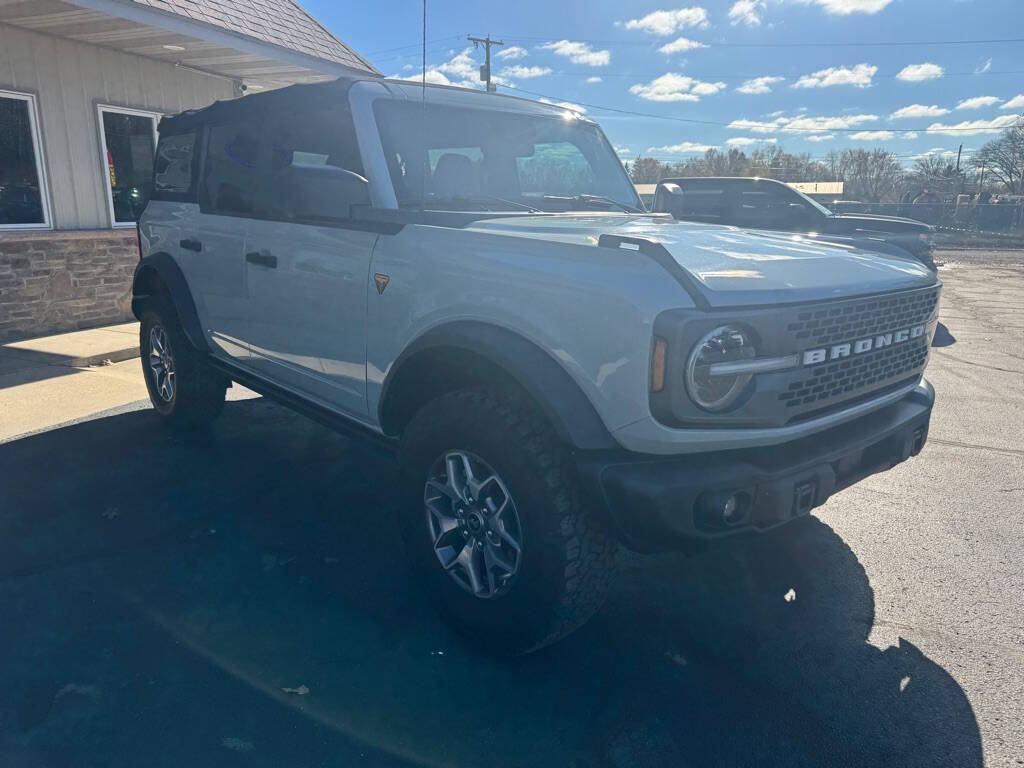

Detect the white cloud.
[
  {"left": 615, "top": 146, "right": 631, "bottom": 156},
  {"left": 726, "top": 113, "right": 878, "bottom": 134},
  {"left": 896, "top": 63, "right": 944, "bottom": 82},
  {"left": 955, "top": 96, "right": 1001, "bottom": 110},
  {"left": 586, "top": 76, "right": 603, "bottom": 83},
  {"left": 975, "top": 58, "right": 992, "bottom": 74},
  {"left": 657, "top": 37, "right": 709, "bottom": 54},
  {"left": 798, "top": 0, "right": 894, "bottom": 14},
  {"left": 805, "top": 134, "right": 835, "bottom": 142},
  {"left": 500, "top": 65, "right": 552, "bottom": 79},
  {"left": 728, "top": 0, "right": 766, "bottom": 26},
  {"left": 794, "top": 63, "right": 877, "bottom": 89},
  {"left": 646, "top": 141, "right": 716, "bottom": 153},
  {"left": 623, "top": 7, "right": 710, "bottom": 35},
  {"left": 392, "top": 48, "right": 486, "bottom": 89},
  {"left": 890, "top": 104, "right": 949, "bottom": 119},
  {"left": 926, "top": 115, "right": 1019, "bottom": 136},
  {"left": 540, "top": 40, "right": 610, "bottom": 67},
  {"left": 630, "top": 73, "right": 726, "bottom": 102},
  {"left": 902, "top": 132, "right": 919, "bottom": 139},
  {"left": 726, "top": 136, "right": 777, "bottom": 146},
  {"left": 537, "top": 97, "right": 587, "bottom": 114},
  {"left": 497, "top": 46, "right": 528, "bottom": 60},
  {"left": 850, "top": 130, "right": 895, "bottom": 140},
  {"left": 1002, "top": 94, "right": 1024, "bottom": 110},
  {"left": 736, "top": 76, "right": 785, "bottom": 95}
]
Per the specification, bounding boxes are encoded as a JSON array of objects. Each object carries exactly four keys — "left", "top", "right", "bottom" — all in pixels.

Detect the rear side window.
[
  {"left": 733, "top": 186, "right": 799, "bottom": 228},
  {"left": 153, "top": 132, "right": 196, "bottom": 198},
  {"left": 202, "top": 123, "right": 263, "bottom": 217}
]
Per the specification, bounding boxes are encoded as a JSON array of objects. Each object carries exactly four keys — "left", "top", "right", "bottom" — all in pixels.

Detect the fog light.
[{"left": 695, "top": 490, "right": 751, "bottom": 530}]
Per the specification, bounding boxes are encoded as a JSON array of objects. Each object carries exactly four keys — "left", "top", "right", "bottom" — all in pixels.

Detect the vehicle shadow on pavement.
[{"left": 0, "top": 399, "right": 982, "bottom": 768}]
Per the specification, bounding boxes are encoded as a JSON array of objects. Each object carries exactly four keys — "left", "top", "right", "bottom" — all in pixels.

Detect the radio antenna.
[{"left": 420, "top": 0, "right": 427, "bottom": 211}]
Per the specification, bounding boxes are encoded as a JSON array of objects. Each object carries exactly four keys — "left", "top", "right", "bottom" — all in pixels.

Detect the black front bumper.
[{"left": 577, "top": 382, "right": 934, "bottom": 552}]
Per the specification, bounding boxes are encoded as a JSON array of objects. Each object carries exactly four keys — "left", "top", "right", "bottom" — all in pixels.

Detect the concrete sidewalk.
[{"left": 0, "top": 322, "right": 140, "bottom": 370}]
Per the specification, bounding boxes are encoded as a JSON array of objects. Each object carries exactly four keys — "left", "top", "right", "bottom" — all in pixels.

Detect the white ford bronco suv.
[{"left": 134, "top": 77, "right": 939, "bottom": 654}]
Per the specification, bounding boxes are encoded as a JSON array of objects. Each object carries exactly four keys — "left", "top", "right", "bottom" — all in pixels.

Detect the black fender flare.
[
  {"left": 379, "top": 321, "right": 619, "bottom": 451},
  {"left": 131, "top": 253, "right": 209, "bottom": 353}
]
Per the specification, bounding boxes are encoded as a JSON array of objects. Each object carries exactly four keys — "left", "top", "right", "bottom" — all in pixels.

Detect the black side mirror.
[
  {"left": 282, "top": 164, "right": 370, "bottom": 222},
  {"left": 653, "top": 182, "right": 684, "bottom": 217}
]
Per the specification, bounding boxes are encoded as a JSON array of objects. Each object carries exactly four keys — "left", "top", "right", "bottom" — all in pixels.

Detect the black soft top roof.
[{"left": 158, "top": 76, "right": 369, "bottom": 135}]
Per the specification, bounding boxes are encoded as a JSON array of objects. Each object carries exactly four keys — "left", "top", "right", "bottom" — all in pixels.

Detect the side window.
[
  {"left": 677, "top": 185, "right": 727, "bottom": 223},
  {"left": 262, "top": 106, "right": 365, "bottom": 221},
  {"left": 202, "top": 122, "right": 263, "bottom": 217},
  {"left": 733, "top": 185, "right": 800, "bottom": 229},
  {"left": 153, "top": 132, "right": 196, "bottom": 198}
]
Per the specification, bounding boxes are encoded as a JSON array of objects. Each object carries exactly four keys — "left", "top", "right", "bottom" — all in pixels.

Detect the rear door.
[
  {"left": 242, "top": 104, "right": 376, "bottom": 417},
  {"left": 188, "top": 121, "right": 267, "bottom": 362}
]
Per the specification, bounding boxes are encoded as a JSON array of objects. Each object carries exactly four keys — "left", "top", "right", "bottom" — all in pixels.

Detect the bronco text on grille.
[{"left": 778, "top": 287, "right": 939, "bottom": 414}]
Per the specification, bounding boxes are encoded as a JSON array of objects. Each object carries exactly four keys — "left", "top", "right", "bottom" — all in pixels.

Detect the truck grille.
[
  {"left": 785, "top": 288, "right": 939, "bottom": 347},
  {"left": 775, "top": 286, "right": 939, "bottom": 416},
  {"left": 779, "top": 339, "right": 929, "bottom": 409}
]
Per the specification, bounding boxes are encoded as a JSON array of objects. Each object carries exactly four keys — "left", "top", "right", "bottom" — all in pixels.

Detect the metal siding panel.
[{"left": 0, "top": 23, "right": 233, "bottom": 229}]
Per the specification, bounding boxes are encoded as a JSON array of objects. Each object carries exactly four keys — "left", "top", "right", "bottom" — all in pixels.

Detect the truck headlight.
[{"left": 685, "top": 325, "right": 757, "bottom": 411}]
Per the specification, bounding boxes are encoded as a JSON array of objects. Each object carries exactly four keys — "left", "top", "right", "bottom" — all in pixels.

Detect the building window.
[
  {"left": 0, "top": 90, "right": 50, "bottom": 229},
  {"left": 97, "top": 105, "right": 159, "bottom": 226}
]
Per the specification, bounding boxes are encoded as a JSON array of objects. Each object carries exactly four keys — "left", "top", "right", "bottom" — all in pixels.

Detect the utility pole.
[
  {"left": 955, "top": 144, "right": 963, "bottom": 194},
  {"left": 468, "top": 34, "right": 503, "bottom": 92}
]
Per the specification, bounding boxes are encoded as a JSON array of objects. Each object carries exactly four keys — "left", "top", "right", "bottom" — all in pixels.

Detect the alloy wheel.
[
  {"left": 148, "top": 325, "right": 176, "bottom": 402},
  {"left": 424, "top": 450, "right": 523, "bottom": 598}
]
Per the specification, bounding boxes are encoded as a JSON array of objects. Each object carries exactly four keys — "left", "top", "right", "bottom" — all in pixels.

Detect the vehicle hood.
[{"left": 466, "top": 214, "right": 937, "bottom": 307}]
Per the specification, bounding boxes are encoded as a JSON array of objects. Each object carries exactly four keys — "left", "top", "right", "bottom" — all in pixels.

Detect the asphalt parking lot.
[{"left": 1, "top": 252, "right": 1022, "bottom": 768}]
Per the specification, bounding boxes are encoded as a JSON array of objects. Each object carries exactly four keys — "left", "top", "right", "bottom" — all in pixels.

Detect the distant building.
[
  {"left": 788, "top": 181, "right": 844, "bottom": 203},
  {"left": 1, "top": 0, "right": 375, "bottom": 341}
]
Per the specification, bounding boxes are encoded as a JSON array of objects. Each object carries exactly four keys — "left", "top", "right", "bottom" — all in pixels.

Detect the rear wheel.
[
  {"left": 139, "top": 300, "right": 226, "bottom": 429},
  {"left": 400, "top": 388, "right": 617, "bottom": 655}
]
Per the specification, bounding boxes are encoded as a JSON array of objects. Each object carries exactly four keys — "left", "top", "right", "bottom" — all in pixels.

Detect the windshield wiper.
[
  {"left": 418, "top": 195, "right": 541, "bottom": 213},
  {"left": 541, "top": 194, "right": 643, "bottom": 214}
]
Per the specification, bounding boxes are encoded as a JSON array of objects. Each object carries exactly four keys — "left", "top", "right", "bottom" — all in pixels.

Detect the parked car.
[
  {"left": 653, "top": 176, "right": 936, "bottom": 270},
  {"left": 133, "top": 77, "right": 940, "bottom": 654}
]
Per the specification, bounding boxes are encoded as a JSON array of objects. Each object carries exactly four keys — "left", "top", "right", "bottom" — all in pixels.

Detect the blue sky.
[{"left": 305, "top": 0, "right": 1024, "bottom": 167}]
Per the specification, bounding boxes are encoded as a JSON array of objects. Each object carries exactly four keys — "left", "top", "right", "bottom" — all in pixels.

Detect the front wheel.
[
  {"left": 139, "top": 301, "right": 226, "bottom": 429},
  {"left": 400, "top": 388, "right": 618, "bottom": 655}
]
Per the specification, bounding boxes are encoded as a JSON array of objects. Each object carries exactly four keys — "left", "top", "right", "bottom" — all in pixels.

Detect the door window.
[
  {"left": 733, "top": 184, "right": 805, "bottom": 229},
  {"left": 0, "top": 90, "right": 50, "bottom": 228},
  {"left": 98, "top": 106, "right": 159, "bottom": 225},
  {"left": 202, "top": 122, "right": 264, "bottom": 217}
]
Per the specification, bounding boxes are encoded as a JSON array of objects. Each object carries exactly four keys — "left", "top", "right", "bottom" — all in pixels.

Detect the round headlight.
[{"left": 686, "top": 325, "right": 757, "bottom": 412}]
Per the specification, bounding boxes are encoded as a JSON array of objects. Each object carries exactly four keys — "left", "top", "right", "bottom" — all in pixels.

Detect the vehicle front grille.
[
  {"left": 778, "top": 338, "right": 929, "bottom": 409},
  {"left": 785, "top": 288, "right": 939, "bottom": 347}
]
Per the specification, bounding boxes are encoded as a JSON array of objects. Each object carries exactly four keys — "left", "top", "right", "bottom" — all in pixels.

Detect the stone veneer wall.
[{"left": 0, "top": 230, "right": 138, "bottom": 343}]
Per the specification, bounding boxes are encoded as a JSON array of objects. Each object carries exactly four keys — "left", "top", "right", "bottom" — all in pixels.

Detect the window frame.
[
  {"left": 0, "top": 88, "right": 52, "bottom": 231},
  {"left": 96, "top": 103, "right": 160, "bottom": 228}
]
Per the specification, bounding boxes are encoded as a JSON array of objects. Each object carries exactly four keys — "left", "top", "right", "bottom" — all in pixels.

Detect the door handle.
[
  {"left": 246, "top": 251, "right": 277, "bottom": 268},
  {"left": 179, "top": 238, "right": 202, "bottom": 252}
]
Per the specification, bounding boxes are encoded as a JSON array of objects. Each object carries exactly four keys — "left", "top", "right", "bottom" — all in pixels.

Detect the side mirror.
[
  {"left": 653, "top": 182, "right": 683, "bottom": 216},
  {"left": 281, "top": 164, "right": 370, "bottom": 222}
]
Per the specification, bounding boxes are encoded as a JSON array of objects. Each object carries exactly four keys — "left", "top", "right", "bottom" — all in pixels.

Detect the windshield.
[
  {"left": 790, "top": 186, "right": 833, "bottom": 216},
  {"left": 374, "top": 100, "right": 642, "bottom": 212}
]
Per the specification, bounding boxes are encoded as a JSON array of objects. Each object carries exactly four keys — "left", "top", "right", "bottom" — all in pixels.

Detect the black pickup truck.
[{"left": 652, "top": 176, "right": 936, "bottom": 270}]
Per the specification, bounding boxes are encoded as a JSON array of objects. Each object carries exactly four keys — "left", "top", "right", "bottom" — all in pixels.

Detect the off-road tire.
[
  {"left": 139, "top": 300, "right": 226, "bottom": 429},
  {"left": 400, "top": 387, "right": 618, "bottom": 654}
]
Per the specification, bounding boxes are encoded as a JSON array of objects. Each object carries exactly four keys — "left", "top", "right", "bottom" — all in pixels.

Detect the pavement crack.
[{"left": 928, "top": 438, "right": 1024, "bottom": 457}]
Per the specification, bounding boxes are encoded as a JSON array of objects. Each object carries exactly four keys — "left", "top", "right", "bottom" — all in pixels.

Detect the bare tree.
[
  {"left": 971, "top": 118, "right": 1024, "bottom": 194},
  {"left": 906, "top": 155, "right": 962, "bottom": 198},
  {"left": 834, "top": 148, "right": 904, "bottom": 202}
]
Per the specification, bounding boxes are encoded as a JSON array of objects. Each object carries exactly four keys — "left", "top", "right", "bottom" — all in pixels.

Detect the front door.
[{"left": 241, "top": 106, "right": 376, "bottom": 417}]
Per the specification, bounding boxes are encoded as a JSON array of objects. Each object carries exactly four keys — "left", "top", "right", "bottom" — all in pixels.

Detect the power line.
[
  {"left": 498, "top": 83, "right": 1024, "bottom": 134},
  {"left": 496, "top": 34, "right": 1024, "bottom": 49},
  {"left": 532, "top": 69, "right": 1024, "bottom": 82},
  {"left": 364, "top": 34, "right": 465, "bottom": 55}
]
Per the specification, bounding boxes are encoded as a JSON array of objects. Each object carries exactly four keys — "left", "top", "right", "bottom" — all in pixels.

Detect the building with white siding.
[{"left": 0, "top": 0, "right": 375, "bottom": 341}]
